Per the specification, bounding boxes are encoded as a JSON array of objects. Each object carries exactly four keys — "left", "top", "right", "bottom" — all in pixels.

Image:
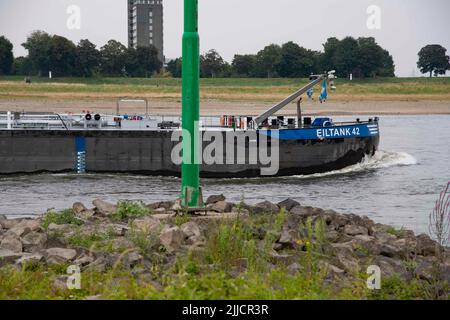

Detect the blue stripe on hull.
[{"left": 260, "top": 123, "right": 379, "bottom": 140}]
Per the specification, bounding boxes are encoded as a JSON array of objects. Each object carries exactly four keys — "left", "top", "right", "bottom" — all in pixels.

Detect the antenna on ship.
[{"left": 180, "top": 0, "right": 204, "bottom": 209}]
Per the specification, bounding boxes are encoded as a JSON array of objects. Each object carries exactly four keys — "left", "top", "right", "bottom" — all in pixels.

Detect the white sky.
[{"left": 0, "top": 0, "right": 449, "bottom": 77}]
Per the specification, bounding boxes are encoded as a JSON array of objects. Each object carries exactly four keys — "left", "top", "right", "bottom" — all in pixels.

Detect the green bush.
[
  {"left": 113, "top": 200, "right": 150, "bottom": 221},
  {"left": 42, "top": 209, "right": 83, "bottom": 229}
]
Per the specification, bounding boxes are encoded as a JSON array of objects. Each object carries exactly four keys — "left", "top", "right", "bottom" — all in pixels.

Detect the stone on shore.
[
  {"left": 1, "top": 234, "right": 23, "bottom": 253},
  {"left": 252, "top": 201, "right": 280, "bottom": 214},
  {"left": 206, "top": 194, "right": 226, "bottom": 205},
  {"left": 92, "top": 199, "right": 117, "bottom": 216},
  {"left": 208, "top": 201, "right": 233, "bottom": 213},
  {"left": 45, "top": 248, "right": 78, "bottom": 264},
  {"left": 21, "top": 231, "right": 47, "bottom": 253},
  {"left": 278, "top": 198, "right": 300, "bottom": 211},
  {"left": 159, "top": 227, "right": 185, "bottom": 252}
]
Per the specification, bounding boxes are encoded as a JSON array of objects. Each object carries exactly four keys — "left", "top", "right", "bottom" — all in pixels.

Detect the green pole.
[{"left": 181, "top": 0, "right": 203, "bottom": 208}]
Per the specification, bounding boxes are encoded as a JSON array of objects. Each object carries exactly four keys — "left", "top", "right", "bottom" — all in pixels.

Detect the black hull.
[{"left": 0, "top": 130, "right": 379, "bottom": 178}]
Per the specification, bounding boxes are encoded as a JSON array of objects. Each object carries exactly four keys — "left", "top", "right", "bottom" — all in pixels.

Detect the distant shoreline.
[{"left": 0, "top": 98, "right": 449, "bottom": 116}]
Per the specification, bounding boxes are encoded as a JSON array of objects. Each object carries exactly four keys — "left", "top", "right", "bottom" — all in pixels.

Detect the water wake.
[{"left": 291, "top": 150, "right": 417, "bottom": 179}]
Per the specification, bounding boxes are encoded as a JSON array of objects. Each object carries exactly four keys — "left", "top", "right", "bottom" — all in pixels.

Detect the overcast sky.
[{"left": 0, "top": 0, "right": 449, "bottom": 77}]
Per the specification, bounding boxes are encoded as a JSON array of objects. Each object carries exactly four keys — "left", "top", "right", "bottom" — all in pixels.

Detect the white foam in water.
[{"left": 292, "top": 150, "right": 418, "bottom": 179}]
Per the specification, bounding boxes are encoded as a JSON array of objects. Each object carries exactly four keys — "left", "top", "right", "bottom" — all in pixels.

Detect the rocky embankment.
[{"left": 0, "top": 196, "right": 449, "bottom": 297}]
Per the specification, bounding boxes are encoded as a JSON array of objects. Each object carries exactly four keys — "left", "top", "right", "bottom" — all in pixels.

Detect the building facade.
[{"left": 128, "top": 0, "right": 164, "bottom": 63}]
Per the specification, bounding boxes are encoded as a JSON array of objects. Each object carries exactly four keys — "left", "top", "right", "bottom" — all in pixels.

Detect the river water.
[{"left": 1, "top": 115, "right": 449, "bottom": 235}]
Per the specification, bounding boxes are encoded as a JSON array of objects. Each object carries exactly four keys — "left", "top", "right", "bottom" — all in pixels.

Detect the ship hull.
[{"left": 0, "top": 125, "right": 379, "bottom": 178}]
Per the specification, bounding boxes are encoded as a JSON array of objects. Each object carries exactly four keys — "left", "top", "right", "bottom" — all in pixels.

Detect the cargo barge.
[{"left": 0, "top": 74, "right": 380, "bottom": 177}]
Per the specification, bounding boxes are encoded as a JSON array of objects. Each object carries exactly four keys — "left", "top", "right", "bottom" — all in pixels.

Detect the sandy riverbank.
[{"left": 0, "top": 98, "right": 449, "bottom": 116}]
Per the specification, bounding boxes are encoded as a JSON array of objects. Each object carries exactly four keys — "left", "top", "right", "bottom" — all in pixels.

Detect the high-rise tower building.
[{"left": 128, "top": 0, "right": 164, "bottom": 63}]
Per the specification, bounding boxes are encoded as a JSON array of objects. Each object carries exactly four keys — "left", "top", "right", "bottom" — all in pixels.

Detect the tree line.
[
  {"left": 0, "top": 31, "right": 162, "bottom": 77},
  {"left": 1, "top": 32, "right": 449, "bottom": 78},
  {"left": 167, "top": 37, "right": 397, "bottom": 79}
]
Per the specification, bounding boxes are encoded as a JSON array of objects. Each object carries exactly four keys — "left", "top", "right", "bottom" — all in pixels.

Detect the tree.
[
  {"left": 200, "top": 49, "right": 226, "bottom": 78},
  {"left": 49, "top": 35, "right": 77, "bottom": 77},
  {"left": 100, "top": 40, "right": 127, "bottom": 76},
  {"left": 276, "top": 42, "right": 317, "bottom": 78},
  {"left": 22, "top": 31, "right": 52, "bottom": 76},
  {"left": 333, "top": 37, "right": 360, "bottom": 78},
  {"left": 378, "top": 49, "right": 395, "bottom": 77},
  {"left": 0, "top": 36, "right": 14, "bottom": 75},
  {"left": 254, "top": 44, "right": 281, "bottom": 78},
  {"left": 321, "top": 37, "right": 340, "bottom": 72},
  {"left": 13, "top": 56, "right": 33, "bottom": 75},
  {"left": 75, "top": 39, "right": 100, "bottom": 77},
  {"left": 232, "top": 54, "right": 256, "bottom": 77},
  {"left": 417, "top": 45, "right": 450, "bottom": 77},
  {"left": 125, "top": 46, "right": 162, "bottom": 77},
  {"left": 167, "top": 58, "right": 182, "bottom": 78}
]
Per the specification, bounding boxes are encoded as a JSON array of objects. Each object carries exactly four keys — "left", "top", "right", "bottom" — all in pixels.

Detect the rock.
[
  {"left": 414, "top": 258, "right": 434, "bottom": 282},
  {"left": 373, "top": 256, "right": 408, "bottom": 279},
  {"left": 416, "top": 234, "right": 439, "bottom": 256},
  {"left": 0, "top": 214, "right": 6, "bottom": 221},
  {"left": 335, "top": 248, "right": 360, "bottom": 273},
  {"left": 379, "top": 243, "right": 406, "bottom": 259},
  {"left": 374, "top": 231, "right": 397, "bottom": 243},
  {"left": 209, "top": 201, "right": 233, "bottom": 213},
  {"left": 106, "top": 224, "right": 129, "bottom": 237},
  {"left": 0, "top": 234, "right": 23, "bottom": 253},
  {"left": 124, "top": 252, "right": 143, "bottom": 268},
  {"left": 278, "top": 229, "right": 298, "bottom": 248},
  {"left": 73, "top": 254, "right": 95, "bottom": 267},
  {"left": 111, "top": 238, "right": 135, "bottom": 251},
  {"left": 73, "top": 202, "right": 87, "bottom": 214},
  {"left": 154, "top": 208, "right": 167, "bottom": 215},
  {"left": 93, "top": 199, "right": 117, "bottom": 216},
  {"left": 287, "top": 262, "right": 303, "bottom": 275},
  {"left": 278, "top": 199, "right": 300, "bottom": 211},
  {"left": 77, "top": 210, "right": 95, "bottom": 220},
  {"left": 0, "top": 249, "right": 24, "bottom": 267},
  {"left": 206, "top": 194, "right": 226, "bottom": 205},
  {"left": 7, "top": 220, "right": 41, "bottom": 238},
  {"left": 326, "top": 230, "right": 340, "bottom": 243},
  {"left": 290, "top": 206, "right": 315, "bottom": 217},
  {"left": 180, "top": 221, "right": 201, "bottom": 239},
  {"left": 252, "top": 201, "right": 279, "bottom": 214},
  {"left": 21, "top": 232, "right": 47, "bottom": 253},
  {"left": 159, "top": 227, "right": 185, "bottom": 251},
  {"left": 131, "top": 216, "right": 162, "bottom": 234},
  {"left": 45, "top": 248, "right": 78, "bottom": 263},
  {"left": 344, "top": 225, "right": 368, "bottom": 236},
  {"left": 0, "top": 218, "right": 21, "bottom": 230},
  {"left": 148, "top": 201, "right": 174, "bottom": 211},
  {"left": 15, "top": 253, "right": 45, "bottom": 267},
  {"left": 171, "top": 200, "right": 183, "bottom": 211},
  {"left": 47, "top": 223, "right": 74, "bottom": 233}
]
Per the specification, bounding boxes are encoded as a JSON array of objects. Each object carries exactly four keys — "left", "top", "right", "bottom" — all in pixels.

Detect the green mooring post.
[{"left": 181, "top": 0, "right": 203, "bottom": 209}]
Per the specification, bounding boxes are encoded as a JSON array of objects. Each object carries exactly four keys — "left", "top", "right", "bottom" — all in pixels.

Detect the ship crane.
[{"left": 253, "top": 70, "right": 336, "bottom": 128}]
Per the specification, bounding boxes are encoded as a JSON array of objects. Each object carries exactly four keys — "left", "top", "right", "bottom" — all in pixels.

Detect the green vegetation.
[
  {"left": 0, "top": 210, "right": 446, "bottom": 300},
  {"left": 386, "top": 226, "right": 407, "bottom": 238},
  {"left": 0, "top": 76, "right": 449, "bottom": 102},
  {"left": 113, "top": 200, "right": 150, "bottom": 221},
  {"left": 42, "top": 209, "right": 83, "bottom": 230}
]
